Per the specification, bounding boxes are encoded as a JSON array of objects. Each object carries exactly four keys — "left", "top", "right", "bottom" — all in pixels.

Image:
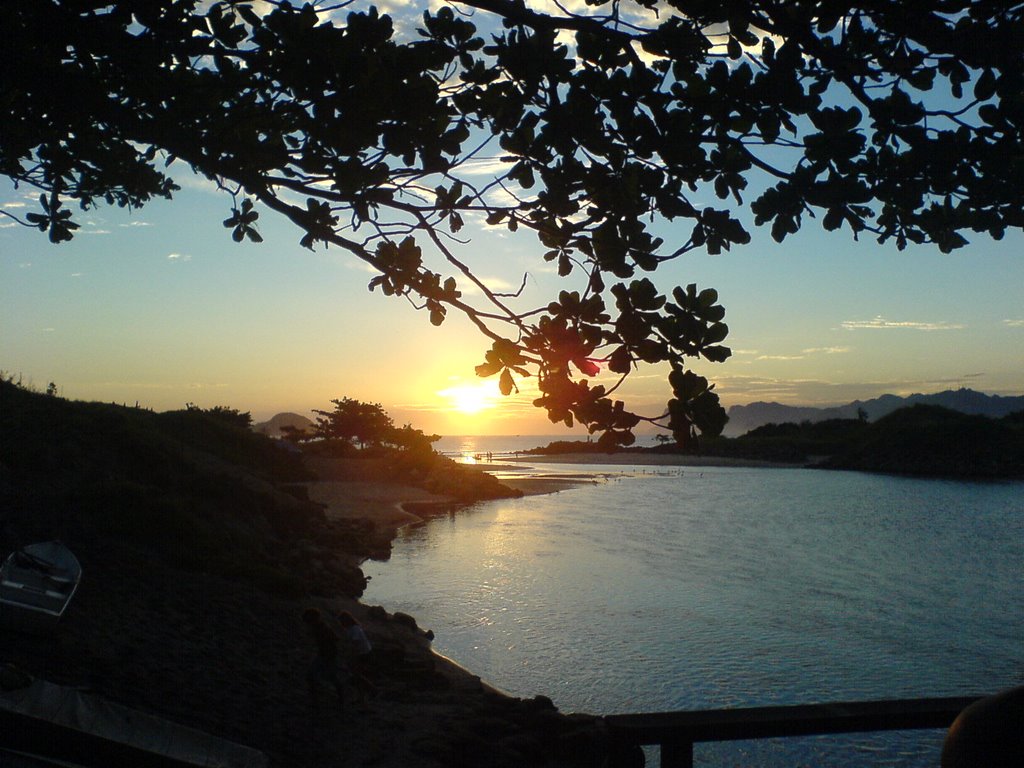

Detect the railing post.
[
  {"left": 661, "top": 737, "right": 694, "bottom": 768},
  {"left": 603, "top": 695, "right": 979, "bottom": 768}
]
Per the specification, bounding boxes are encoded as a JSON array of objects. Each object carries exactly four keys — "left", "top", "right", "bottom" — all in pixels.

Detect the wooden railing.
[{"left": 604, "top": 695, "right": 980, "bottom": 768}]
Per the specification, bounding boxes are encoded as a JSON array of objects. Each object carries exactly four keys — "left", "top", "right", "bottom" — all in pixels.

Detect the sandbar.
[{"left": 503, "top": 452, "right": 800, "bottom": 468}]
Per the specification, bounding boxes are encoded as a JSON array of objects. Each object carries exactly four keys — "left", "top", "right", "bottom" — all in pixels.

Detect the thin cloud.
[
  {"left": 841, "top": 316, "right": 965, "bottom": 331},
  {"left": 459, "top": 157, "right": 512, "bottom": 177},
  {"left": 457, "top": 275, "right": 519, "bottom": 297},
  {"left": 341, "top": 257, "right": 379, "bottom": 275},
  {"left": 1003, "top": 318, "right": 1024, "bottom": 328},
  {"left": 2, "top": 201, "right": 26, "bottom": 208},
  {"left": 167, "top": 253, "right": 192, "bottom": 262},
  {"left": 483, "top": 185, "right": 534, "bottom": 209},
  {"left": 756, "top": 347, "right": 849, "bottom": 361},
  {"left": 168, "top": 165, "right": 221, "bottom": 195},
  {"left": 801, "top": 346, "right": 850, "bottom": 355},
  {"left": 119, "top": 221, "right": 153, "bottom": 228}
]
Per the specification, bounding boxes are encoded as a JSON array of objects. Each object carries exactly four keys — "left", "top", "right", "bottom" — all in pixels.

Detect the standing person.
[
  {"left": 337, "top": 611, "right": 378, "bottom": 703},
  {"left": 303, "top": 608, "right": 345, "bottom": 711}
]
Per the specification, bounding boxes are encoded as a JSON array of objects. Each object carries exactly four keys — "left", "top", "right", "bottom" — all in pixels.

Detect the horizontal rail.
[{"left": 604, "top": 695, "right": 980, "bottom": 768}]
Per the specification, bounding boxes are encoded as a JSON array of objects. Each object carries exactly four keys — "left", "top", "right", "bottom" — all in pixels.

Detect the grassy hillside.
[{"left": 0, "top": 380, "right": 378, "bottom": 596}]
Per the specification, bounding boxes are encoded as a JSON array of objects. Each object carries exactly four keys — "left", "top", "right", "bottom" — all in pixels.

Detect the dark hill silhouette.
[
  {"left": 820, "top": 405, "right": 1024, "bottom": 478},
  {"left": 724, "top": 388, "right": 1024, "bottom": 436},
  {"left": 252, "top": 411, "right": 315, "bottom": 438}
]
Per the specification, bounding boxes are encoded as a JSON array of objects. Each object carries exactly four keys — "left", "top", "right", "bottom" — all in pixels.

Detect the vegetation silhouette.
[
  {"left": 0, "top": 380, "right": 512, "bottom": 597},
  {"left": 5, "top": 2, "right": 1024, "bottom": 446},
  {"left": 818, "top": 404, "right": 1024, "bottom": 478},
  {"left": 311, "top": 396, "right": 439, "bottom": 454},
  {"left": 529, "top": 405, "right": 1024, "bottom": 478}
]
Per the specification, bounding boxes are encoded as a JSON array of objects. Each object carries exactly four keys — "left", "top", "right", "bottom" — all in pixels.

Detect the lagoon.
[{"left": 365, "top": 457, "right": 1024, "bottom": 766}]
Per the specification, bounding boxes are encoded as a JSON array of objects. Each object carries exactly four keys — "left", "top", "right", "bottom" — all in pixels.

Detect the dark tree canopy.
[
  {"left": 313, "top": 397, "right": 396, "bottom": 447},
  {"left": 4, "top": 1, "right": 1023, "bottom": 446},
  {"left": 313, "top": 396, "right": 439, "bottom": 451}
]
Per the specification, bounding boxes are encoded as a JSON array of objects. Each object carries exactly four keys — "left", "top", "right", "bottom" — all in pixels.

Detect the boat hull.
[{"left": 0, "top": 542, "right": 81, "bottom": 634}]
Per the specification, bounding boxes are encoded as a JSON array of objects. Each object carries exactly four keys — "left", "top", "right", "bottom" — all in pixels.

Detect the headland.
[{"left": 0, "top": 382, "right": 606, "bottom": 768}]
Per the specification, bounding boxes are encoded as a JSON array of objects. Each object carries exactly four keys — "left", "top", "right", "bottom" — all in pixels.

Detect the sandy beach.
[{"left": 303, "top": 456, "right": 602, "bottom": 533}]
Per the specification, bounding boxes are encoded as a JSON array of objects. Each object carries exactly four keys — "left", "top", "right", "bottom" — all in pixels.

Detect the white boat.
[{"left": 0, "top": 541, "right": 81, "bottom": 633}]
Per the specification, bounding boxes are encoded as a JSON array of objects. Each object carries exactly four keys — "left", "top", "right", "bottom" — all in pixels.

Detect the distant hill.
[
  {"left": 724, "top": 388, "right": 1024, "bottom": 437},
  {"left": 252, "top": 411, "right": 315, "bottom": 438}
]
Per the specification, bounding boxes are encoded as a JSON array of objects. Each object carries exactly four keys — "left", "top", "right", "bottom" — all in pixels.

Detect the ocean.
[
  {"left": 433, "top": 433, "right": 668, "bottom": 460},
  {"left": 364, "top": 440, "right": 1024, "bottom": 766}
]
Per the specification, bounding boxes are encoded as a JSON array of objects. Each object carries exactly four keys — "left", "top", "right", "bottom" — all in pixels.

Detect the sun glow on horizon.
[{"left": 437, "top": 380, "right": 503, "bottom": 415}]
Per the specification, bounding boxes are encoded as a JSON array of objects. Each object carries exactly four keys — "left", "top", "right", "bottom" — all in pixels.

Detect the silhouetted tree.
[
  {"left": 312, "top": 398, "right": 440, "bottom": 451},
  {"left": 5, "top": 2, "right": 1023, "bottom": 447},
  {"left": 185, "top": 403, "right": 254, "bottom": 429},
  {"left": 389, "top": 424, "right": 442, "bottom": 454},
  {"left": 313, "top": 398, "right": 395, "bottom": 448}
]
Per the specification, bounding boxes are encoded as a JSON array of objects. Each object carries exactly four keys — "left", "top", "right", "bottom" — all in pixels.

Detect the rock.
[
  {"left": 549, "top": 718, "right": 608, "bottom": 765},
  {"left": 365, "top": 605, "right": 388, "bottom": 621},
  {"left": 392, "top": 611, "right": 419, "bottom": 632},
  {"left": 525, "top": 694, "right": 557, "bottom": 712},
  {"left": 411, "top": 733, "right": 454, "bottom": 761}
]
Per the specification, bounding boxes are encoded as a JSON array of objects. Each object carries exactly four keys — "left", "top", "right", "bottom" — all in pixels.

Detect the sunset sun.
[{"left": 438, "top": 381, "right": 501, "bottom": 414}]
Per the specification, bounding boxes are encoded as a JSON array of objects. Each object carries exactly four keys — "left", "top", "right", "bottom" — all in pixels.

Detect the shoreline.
[
  {"left": 311, "top": 452, "right": 798, "bottom": 707},
  {"left": 502, "top": 452, "right": 804, "bottom": 468},
  {"left": 303, "top": 457, "right": 600, "bottom": 700}
]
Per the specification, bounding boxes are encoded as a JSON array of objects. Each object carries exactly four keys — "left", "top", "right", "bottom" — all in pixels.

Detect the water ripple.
[{"left": 366, "top": 467, "right": 1024, "bottom": 766}]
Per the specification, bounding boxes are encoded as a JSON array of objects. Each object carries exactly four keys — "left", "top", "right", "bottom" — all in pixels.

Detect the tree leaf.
[{"left": 499, "top": 368, "right": 515, "bottom": 396}]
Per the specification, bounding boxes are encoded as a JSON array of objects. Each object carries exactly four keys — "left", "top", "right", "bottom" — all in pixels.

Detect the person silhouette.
[{"left": 941, "top": 686, "right": 1024, "bottom": 768}]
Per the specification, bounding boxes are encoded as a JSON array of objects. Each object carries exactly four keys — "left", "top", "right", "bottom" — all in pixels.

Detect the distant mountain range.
[
  {"left": 723, "top": 388, "right": 1024, "bottom": 437},
  {"left": 252, "top": 412, "right": 314, "bottom": 438}
]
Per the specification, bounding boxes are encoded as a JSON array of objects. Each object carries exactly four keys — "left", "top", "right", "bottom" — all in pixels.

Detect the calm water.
[
  {"left": 434, "top": 433, "right": 666, "bottom": 461},
  {"left": 364, "top": 459, "right": 1024, "bottom": 766}
]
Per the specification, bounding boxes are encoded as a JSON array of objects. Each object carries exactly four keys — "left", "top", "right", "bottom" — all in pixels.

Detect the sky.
[
  {"left": 4, "top": 167, "right": 1021, "bottom": 436},
  {"left": 3, "top": 7, "right": 1023, "bottom": 436}
]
